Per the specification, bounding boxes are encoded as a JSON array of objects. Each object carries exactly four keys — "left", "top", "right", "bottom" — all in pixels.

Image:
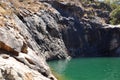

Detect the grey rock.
[
  {"left": 0, "top": 54, "right": 51, "bottom": 80},
  {"left": 1, "top": 0, "right": 120, "bottom": 80}
]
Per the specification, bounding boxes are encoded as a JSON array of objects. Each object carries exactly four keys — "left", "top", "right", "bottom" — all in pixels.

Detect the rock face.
[
  {"left": 49, "top": 1, "right": 120, "bottom": 57},
  {"left": 0, "top": 54, "right": 51, "bottom": 80},
  {"left": 0, "top": 0, "right": 68, "bottom": 80},
  {"left": 0, "top": 0, "right": 120, "bottom": 80}
]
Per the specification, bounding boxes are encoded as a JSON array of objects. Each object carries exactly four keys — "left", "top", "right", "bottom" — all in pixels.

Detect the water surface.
[{"left": 48, "top": 58, "right": 120, "bottom": 80}]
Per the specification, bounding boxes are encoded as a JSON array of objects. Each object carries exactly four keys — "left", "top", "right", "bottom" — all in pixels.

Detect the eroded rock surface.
[
  {"left": 0, "top": 0, "right": 120, "bottom": 80},
  {"left": 0, "top": 0, "right": 68, "bottom": 80},
  {"left": 46, "top": 0, "right": 120, "bottom": 57},
  {"left": 0, "top": 54, "right": 52, "bottom": 80}
]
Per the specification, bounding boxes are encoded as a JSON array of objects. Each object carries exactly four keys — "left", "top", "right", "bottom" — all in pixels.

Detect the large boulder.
[{"left": 0, "top": 54, "right": 52, "bottom": 80}]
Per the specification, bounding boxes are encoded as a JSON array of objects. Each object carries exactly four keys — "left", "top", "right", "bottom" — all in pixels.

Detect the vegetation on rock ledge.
[{"left": 110, "top": 6, "right": 120, "bottom": 25}]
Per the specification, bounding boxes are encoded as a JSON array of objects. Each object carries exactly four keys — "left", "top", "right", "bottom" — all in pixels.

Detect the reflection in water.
[
  {"left": 49, "top": 58, "right": 120, "bottom": 80},
  {"left": 104, "top": 61, "right": 120, "bottom": 80},
  {"left": 51, "top": 59, "right": 70, "bottom": 74}
]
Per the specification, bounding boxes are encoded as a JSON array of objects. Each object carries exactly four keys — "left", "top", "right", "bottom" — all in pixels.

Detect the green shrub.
[
  {"left": 110, "top": 3, "right": 118, "bottom": 9},
  {"left": 103, "top": 0, "right": 119, "bottom": 10},
  {"left": 110, "top": 6, "right": 120, "bottom": 24}
]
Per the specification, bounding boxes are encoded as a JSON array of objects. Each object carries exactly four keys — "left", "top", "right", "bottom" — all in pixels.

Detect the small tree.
[{"left": 110, "top": 6, "right": 120, "bottom": 24}]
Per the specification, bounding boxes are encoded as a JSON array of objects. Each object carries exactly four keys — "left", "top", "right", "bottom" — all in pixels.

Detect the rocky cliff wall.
[
  {"left": 0, "top": 0, "right": 68, "bottom": 80},
  {"left": 0, "top": 0, "right": 120, "bottom": 80},
  {"left": 46, "top": 1, "right": 120, "bottom": 57}
]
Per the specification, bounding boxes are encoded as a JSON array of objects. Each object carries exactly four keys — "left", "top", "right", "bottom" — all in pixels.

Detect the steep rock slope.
[
  {"left": 46, "top": 0, "right": 120, "bottom": 57},
  {"left": 0, "top": 0, "right": 120, "bottom": 80},
  {"left": 0, "top": 0, "right": 69, "bottom": 80}
]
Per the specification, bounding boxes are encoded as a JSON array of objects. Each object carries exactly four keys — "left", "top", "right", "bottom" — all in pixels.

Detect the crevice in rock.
[
  {"left": 16, "top": 13, "right": 26, "bottom": 24},
  {"left": 25, "top": 57, "right": 35, "bottom": 65},
  {"left": 21, "top": 42, "right": 28, "bottom": 53}
]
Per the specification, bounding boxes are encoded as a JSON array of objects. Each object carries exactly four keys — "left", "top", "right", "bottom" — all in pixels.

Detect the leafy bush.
[
  {"left": 102, "top": 0, "right": 120, "bottom": 10},
  {"left": 98, "top": 2, "right": 112, "bottom": 11},
  {"left": 110, "top": 6, "right": 120, "bottom": 24},
  {"left": 110, "top": 3, "right": 118, "bottom": 9}
]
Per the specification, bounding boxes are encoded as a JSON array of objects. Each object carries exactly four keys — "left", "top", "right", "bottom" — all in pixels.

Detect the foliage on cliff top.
[
  {"left": 110, "top": 6, "right": 120, "bottom": 25},
  {"left": 97, "top": 0, "right": 120, "bottom": 25},
  {"left": 103, "top": 0, "right": 120, "bottom": 25}
]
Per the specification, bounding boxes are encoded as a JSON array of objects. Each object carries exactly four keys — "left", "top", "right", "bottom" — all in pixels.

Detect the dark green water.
[{"left": 48, "top": 58, "right": 120, "bottom": 80}]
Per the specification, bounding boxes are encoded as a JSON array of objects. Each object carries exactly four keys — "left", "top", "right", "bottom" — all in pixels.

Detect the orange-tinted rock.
[{"left": 0, "top": 41, "right": 19, "bottom": 56}]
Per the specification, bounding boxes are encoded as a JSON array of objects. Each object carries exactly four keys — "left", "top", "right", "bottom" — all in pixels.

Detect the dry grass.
[
  {"left": 25, "top": 2, "right": 45, "bottom": 13},
  {"left": 0, "top": 0, "right": 83, "bottom": 27},
  {"left": 0, "top": 16, "right": 5, "bottom": 27},
  {"left": 0, "top": 0, "right": 47, "bottom": 27},
  {"left": 0, "top": 0, "right": 56, "bottom": 15},
  {"left": 0, "top": 6, "right": 6, "bottom": 27},
  {"left": 0, "top": 0, "right": 82, "bottom": 27},
  {"left": 0, "top": 6, "right": 6, "bottom": 14}
]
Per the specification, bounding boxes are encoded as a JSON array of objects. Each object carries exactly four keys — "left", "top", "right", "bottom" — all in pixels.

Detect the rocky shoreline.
[{"left": 0, "top": 0, "right": 120, "bottom": 80}]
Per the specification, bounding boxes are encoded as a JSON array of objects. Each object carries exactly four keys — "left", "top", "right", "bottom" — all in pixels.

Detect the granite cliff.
[{"left": 0, "top": 0, "right": 120, "bottom": 80}]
